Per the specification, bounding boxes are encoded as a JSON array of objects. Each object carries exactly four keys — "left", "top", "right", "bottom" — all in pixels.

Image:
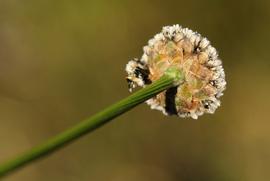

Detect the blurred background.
[{"left": 0, "top": 0, "right": 270, "bottom": 180}]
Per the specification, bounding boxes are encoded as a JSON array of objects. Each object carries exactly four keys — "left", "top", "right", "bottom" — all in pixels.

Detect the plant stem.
[{"left": 0, "top": 68, "right": 183, "bottom": 178}]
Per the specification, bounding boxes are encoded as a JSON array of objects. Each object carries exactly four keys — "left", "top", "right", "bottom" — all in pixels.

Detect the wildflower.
[{"left": 126, "top": 25, "right": 226, "bottom": 119}]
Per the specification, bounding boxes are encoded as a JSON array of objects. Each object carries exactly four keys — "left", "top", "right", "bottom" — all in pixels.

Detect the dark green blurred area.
[{"left": 0, "top": 0, "right": 270, "bottom": 180}]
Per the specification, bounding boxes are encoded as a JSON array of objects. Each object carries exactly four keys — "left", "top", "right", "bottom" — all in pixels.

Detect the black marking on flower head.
[
  {"left": 202, "top": 100, "right": 214, "bottom": 109},
  {"left": 193, "top": 40, "right": 201, "bottom": 53},
  {"left": 126, "top": 78, "right": 133, "bottom": 89},
  {"left": 209, "top": 80, "right": 218, "bottom": 88},
  {"left": 134, "top": 67, "right": 152, "bottom": 85},
  {"left": 165, "top": 86, "right": 178, "bottom": 115},
  {"left": 126, "top": 78, "right": 133, "bottom": 84}
]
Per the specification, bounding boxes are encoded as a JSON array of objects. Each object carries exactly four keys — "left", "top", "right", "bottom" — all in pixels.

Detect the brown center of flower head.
[{"left": 126, "top": 25, "right": 226, "bottom": 119}]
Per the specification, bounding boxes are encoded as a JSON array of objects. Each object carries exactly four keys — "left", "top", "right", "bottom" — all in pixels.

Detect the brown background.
[{"left": 0, "top": 0, "right": 270, "bottom": 180}]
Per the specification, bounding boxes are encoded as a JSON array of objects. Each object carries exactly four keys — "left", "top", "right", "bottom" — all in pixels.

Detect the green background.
[{"left": 0, "top": 0, "right": 270, "bottom": 180}]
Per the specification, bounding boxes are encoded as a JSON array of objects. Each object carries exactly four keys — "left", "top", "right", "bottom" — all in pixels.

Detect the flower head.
[{"left": 126, "top": 25, "right": 226, "bottom": 119}]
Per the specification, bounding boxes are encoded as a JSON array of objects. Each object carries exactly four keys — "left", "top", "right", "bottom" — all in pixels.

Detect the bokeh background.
[{"left": 0, "top": 0, "right": 270, "bottom": 180}]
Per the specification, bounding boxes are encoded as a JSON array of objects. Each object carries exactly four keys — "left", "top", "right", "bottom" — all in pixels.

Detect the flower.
[{"left": 126, "top": 25, "right": 226, "bottom": 119}]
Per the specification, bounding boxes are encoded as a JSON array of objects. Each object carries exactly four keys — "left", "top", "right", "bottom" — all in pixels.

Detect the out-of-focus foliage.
[{"left": 0, "top": 0, "right": 269, "bottom": 180}]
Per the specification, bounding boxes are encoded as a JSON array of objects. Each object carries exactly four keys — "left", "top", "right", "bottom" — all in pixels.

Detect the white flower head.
[{"left": 126, "top": 25, "right": 226, "bottom": 119}]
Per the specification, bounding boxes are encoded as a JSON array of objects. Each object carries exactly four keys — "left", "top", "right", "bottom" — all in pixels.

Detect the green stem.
[{"left": 0, "top": 68, "right": 183, "bottom": 178}]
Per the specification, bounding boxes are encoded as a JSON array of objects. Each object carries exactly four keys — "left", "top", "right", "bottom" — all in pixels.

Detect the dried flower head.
[{"left": 126, "top": 25, "right": 226, "bottom": 119}]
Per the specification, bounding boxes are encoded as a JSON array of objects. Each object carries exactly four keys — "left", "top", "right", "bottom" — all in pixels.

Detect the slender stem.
[{"left": 0, "top": 68, "right": 183, "bottom": 178}]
